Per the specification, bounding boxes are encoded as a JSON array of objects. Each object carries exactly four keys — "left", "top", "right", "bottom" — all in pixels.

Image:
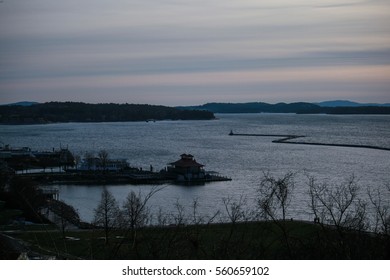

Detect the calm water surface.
[{"left": 1, "top": 114, "right": 389, "bottom": 222}]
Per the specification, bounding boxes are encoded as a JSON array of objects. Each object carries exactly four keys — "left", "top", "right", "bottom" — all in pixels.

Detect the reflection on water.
[{"left": 2, "top": 114, "right": 390, "bottom": 222}]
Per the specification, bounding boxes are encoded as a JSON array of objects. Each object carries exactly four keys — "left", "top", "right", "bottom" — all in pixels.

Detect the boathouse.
[{"left": 167, "top": 154, "right": 205, "bottom": 182}]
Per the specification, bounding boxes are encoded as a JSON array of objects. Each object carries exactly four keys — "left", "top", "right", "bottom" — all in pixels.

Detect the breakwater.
[{"left": 229, "top": 132, "right": 390, "bottom": 151}]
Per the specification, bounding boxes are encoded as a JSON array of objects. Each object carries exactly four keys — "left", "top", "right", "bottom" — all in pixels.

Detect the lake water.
[{"left": 1, "top": 114, "right": 390, "bottom": 223}]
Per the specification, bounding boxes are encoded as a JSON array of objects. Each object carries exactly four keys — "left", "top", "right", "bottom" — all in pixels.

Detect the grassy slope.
[{"left": 3, "top": 220, "right": 388, "bottom": 260}]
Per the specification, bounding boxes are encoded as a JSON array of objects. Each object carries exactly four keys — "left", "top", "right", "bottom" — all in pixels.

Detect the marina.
[
  {"left": 0, "top": 144, "right": 75, "bottom": 171},
  {"left": 1, "top": 148, "right": 231, "bottom": 185}
]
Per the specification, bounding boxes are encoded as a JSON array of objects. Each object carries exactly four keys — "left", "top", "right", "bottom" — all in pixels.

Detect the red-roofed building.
[{"left": 167, "top": 154, "right": 205, "bottom": 182}]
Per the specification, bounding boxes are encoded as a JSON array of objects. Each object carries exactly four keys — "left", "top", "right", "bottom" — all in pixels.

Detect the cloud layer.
[{"left": 1, "top": 0, "right": 389, "bottom": 105}]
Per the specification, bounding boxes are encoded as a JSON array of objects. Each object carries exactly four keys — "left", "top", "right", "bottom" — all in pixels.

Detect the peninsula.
[{"left": 0, "top": 102, "right": 215, "bottom": 124}]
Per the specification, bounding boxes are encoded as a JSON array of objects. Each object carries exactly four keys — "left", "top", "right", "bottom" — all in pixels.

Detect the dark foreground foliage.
[
  {"left": 1, "top": 173, "right": 388, "bottom": 260},
  {"left": 2, "top": 220, "right": 388, "bottom": 260}
]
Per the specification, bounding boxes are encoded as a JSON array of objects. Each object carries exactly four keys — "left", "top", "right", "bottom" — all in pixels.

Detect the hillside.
[
  {"left": 316, "top": 100, "right": 390, "bottom": 107},
  {"left": 177, "top": 102, "right": 320, "bottom": 114},
  {"left": 3, "top": 101, "right": 40, "bottom": 107},
  {"left": 2, "top": 220, "right": 388, "bottom": 259},
  {"left": 178, "top": 102, "right": 390, "bottom": 114},
  {"left": 0, "top": 102, "right": 215, "bottom": 124}
]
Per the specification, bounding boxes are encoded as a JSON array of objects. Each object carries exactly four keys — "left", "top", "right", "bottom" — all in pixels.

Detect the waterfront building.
[
  {"left": 77, "top": 157, "right": 129, "bottom": 172},
  {"left": 167, "top": 154, "right": 205, "bottom": 182}
]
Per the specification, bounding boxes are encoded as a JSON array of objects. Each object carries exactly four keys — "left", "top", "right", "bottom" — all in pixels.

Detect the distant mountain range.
[
  {"left": 177, "top": 102, "right": 318, "bottom": 113},
  {"left": 3, "top": 101, "right": 40, "bottom": 107},
  {"left": 3, "top": 100, "right": 390, "bottom": 108},
  {"left": 2, "top": 101, "right": 390, "bottom": 119},
  {"left": 177, "top": 101, "right": 390, "bottom": 114},
  {"left": 315, "top": 100, "right": 390, "bottom": 107}
]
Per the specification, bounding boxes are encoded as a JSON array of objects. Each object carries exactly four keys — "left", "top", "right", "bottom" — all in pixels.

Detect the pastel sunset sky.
[{"left": 1, "top": 0, "right": 389, "bottom": 105}]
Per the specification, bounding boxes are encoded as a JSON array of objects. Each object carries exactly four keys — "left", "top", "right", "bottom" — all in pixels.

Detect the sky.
[{"left": 1, "top": 0, "right": 390, "bottom": 106}]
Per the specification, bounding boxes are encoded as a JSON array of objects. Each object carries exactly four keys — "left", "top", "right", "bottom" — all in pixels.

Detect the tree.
[
  {"left": 98, "top": 150, "right": 109, "bottom": 173},
  {"left": 74, "top": 155, "right": 81, "bottom": 170},
  {"left": 49, "top": 200, "right": 80, "bottom": 238},
  {"left": 257, "top": 172, "right": 295, "bottom": 221},
  {"left": 172, "top": 199, "right": 186, "bottom": 226},
  {"left": 307, "top": 175, "right": 368, "bottom": 231},
  {"left": 368, "top": 184, "right": 390, "bottom": 235},
  {"left": 84, "top": 152, "right": 95, "bottom": 171},
  {"left": 7, "top": 177, "right": 46, "bottom": 222},
  {"left": 121, "top": 187, "right": 164, "bottom": 230},
  {"left": 112, "top": 187, "right": 163, "bottom": 258},
  {"left": 93, "top": 188, "right": 120, "bottom": 245},
  {"left": 256, "top": 172, "right": 296, "bottom": 258},
  {"left": 122, "top": 191, "right": 150, "bottom": 230},
  {"left": 222, "top": 195, "right": 251, "bottom": 224},
  {"left": 307, "top": 175, "right": 371, "bottom": 258}
]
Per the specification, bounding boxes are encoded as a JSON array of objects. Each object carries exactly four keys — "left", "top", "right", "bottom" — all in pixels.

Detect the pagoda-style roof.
[{"left": 169, "top": 154, "right": 204, "bottom": 168}]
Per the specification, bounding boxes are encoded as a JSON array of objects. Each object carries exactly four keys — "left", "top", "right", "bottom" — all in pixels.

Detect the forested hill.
[
  {"left": 0, "top": 102, "right": 215, "bottom": 124},
  {"left": 178, "top": 102, "right": 390, "bottom": 114},
  {"left": 178, "top": 102, "right": 318, "bottom": 113}
]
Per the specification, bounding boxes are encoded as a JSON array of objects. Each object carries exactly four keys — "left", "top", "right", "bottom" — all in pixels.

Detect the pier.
[
  {"left": 14, "top": 170, "right": 231, "bottom": 185},
  {"left": 229, "top": 131, "right": 390, "bottom": 151}
]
